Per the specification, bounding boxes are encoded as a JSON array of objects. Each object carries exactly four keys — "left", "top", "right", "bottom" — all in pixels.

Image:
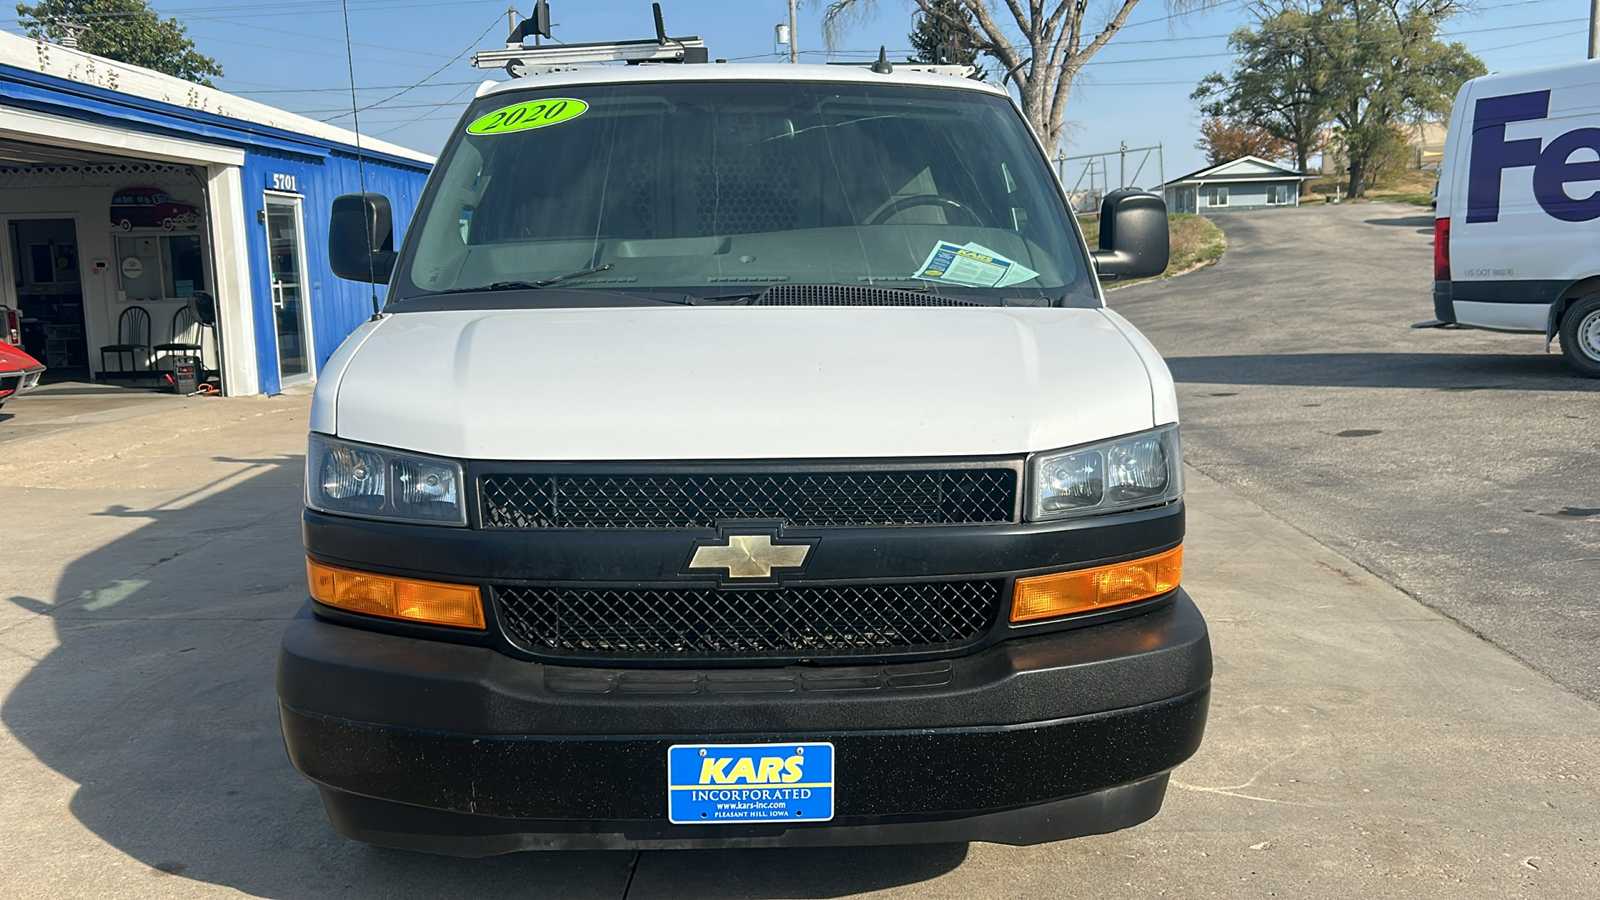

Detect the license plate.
[{"left": 667, "top": 742, "right": 834, "bottom": 825}]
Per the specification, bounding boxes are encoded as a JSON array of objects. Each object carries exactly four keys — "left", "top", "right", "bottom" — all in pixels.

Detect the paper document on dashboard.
[{"left": 913, "top": 241, "right": 1040, "bottom": 288}]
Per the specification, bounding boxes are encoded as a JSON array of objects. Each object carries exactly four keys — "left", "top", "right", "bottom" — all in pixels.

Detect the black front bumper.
[{"left": 277, "top": 592, "right": 1210, "bottom": 853}]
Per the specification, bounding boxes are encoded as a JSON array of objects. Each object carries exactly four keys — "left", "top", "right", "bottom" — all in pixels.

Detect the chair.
[
  {"left": 154, "top": 305, "right": 205, "bottom": 369},
  {"left": 154, "top": 304, "right": 212, "bottom": 394},
  {"left": 99, "top": 305, "right": 151, "bottom": 379}
]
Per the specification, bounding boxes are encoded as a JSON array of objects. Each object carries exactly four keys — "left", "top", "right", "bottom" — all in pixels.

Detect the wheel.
[
  {"left": 867, "top": 194, "right": 981, "bottom": 226},
  {"left": 118, "top": 218, "right": 132, "bottom": 231},
  {"left": 1558, "top": 292, "right": 1600, "bottom": 378},
  {"left": 162, "top": 217, "right": 175, "bottom": 231}
]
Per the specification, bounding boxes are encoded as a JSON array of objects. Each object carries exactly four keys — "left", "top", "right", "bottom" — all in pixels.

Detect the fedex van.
[{"left": 1430, "top": 58, "right": 1600, "bottom": 376}]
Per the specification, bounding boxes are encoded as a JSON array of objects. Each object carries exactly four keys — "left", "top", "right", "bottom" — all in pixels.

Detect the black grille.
[
  {"left": 496, "top": 581, "right": 1002, "bottom": 659},
  {"left": 480, "top": 468, "right": 1018, "bottom": 529},
  {"left": 754, "top": 284, "right": 984, "bottom": 306}
]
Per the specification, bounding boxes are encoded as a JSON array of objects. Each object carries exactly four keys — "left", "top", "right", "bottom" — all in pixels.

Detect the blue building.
[
  {"left": 0, "top": 33, "right": 434, "bottom": 396},
  {"left": 1161, "top": 156, "right": 1313, "bottom": 214}
]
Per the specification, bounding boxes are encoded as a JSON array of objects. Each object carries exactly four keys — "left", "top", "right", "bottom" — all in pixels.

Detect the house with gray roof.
[{"left": 1161, "top": 156, "right": 1315, "bottom": 214}]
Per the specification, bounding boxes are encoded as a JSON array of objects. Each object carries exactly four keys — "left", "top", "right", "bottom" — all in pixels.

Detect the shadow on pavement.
[
  {"left": 2, "top": 453, "right": 964, "bottom": 898},
  {"left": 1166, "top": 351, "right": 1599, "bottom": 391},
  {"left": 1363, "top": 214, "right": 1434, "bottom": 228}
]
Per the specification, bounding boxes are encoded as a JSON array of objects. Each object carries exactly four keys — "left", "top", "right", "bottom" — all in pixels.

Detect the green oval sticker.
[{"left": 467, "top": 98, "right": 589, "bottom": 135}]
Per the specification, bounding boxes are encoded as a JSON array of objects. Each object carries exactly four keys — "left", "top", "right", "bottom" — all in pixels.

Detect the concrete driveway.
[
  {"left": 0, "top": 380, "right": 188, "bottom": 446},
  {"left": 1110, "top": 202, "right": 1600, "bottom": 704},
  {"left": 3, "top": 210, "right": 1599, "bottom": 895}
]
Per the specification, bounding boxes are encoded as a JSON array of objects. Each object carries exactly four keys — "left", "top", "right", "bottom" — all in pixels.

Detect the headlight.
[
  {"left": 306, "top": 434, "right": 467, "bottom": 526},
  {"left": 1028, "top": 425, "right": 1182, "bottom": 521}
]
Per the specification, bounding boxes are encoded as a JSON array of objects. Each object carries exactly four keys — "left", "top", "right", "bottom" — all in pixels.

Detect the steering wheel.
[{"left": 867, "top": 194, "right": 981, "bottom": 226}]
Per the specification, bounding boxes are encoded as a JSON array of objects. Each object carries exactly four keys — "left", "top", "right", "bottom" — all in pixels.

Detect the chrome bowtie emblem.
[{"left": 688, "top": 534, "right": 811, "bottom": 579}]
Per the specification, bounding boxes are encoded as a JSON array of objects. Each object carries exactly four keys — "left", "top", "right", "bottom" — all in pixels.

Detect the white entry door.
[{"left": 265, "top": 194, "right": 314, "bottom": 385}]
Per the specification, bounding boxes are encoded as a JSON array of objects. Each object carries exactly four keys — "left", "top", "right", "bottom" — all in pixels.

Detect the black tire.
[{"left": 1559, "top": 292, "right": 1600, "bottom": 378}]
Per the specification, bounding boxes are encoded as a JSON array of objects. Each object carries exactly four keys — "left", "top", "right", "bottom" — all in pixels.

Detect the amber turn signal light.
[
  {"left": 307, "top": 558, "right": 485, "bottom": 629},
  {"left": 1011, "top": 545, "right": 1182, "bottom": 623}
]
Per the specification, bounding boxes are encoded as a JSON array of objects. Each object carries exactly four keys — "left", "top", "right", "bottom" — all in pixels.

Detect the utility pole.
[
  {"left": 788, "top": 0, "right": 799, "bottom": 63},
  {"left": 1589, "top": 0, "right": 1598, "bottom": 59},
  {"left": 507, "top": 5, "right": 518, "bottom": 34}
]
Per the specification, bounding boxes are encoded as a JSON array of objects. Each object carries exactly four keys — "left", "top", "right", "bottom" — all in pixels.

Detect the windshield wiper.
[
  {"left": 438, "top": 264, "right": 619, "bottom": 295},
  {"left": 412, "top": 283, "right": 700, "bottom": 307},
  {"left": 534, "top": 263, "right": 614, "bottom": 286}
]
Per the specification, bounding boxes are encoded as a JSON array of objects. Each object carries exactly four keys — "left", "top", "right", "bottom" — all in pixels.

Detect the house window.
[
  {"left": 1208, "top": 186, "right": 1228, "bottom": 207},
  {"left": 1267, "top": 184, "right": 1291, "bottom": 205}
]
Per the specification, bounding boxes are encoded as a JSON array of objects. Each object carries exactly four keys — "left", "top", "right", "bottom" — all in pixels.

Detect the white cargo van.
[
  {"left": 275, "top": 15, "right": 1209, "bottom": 855},
  {"left": 1430, "top": 58, "right": 1600, "bottom": 376}
]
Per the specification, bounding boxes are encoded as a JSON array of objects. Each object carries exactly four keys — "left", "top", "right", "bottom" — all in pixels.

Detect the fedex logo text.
[{"left": 1468, "top": 90, "right": 1600, "bottom": 224}]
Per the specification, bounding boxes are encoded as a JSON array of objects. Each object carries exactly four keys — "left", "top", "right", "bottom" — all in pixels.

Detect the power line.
[
  {"left": 1075, "top": 15, "right": 1588, "bottom": 68},
  {"left": 319, "top": 17, "right": 502, "bottom": 120},
  {"left": 371, "top": 82, "right": 481, "bottom": 136},
  {"left": 5, "top": 1, "right": 506, "bottom": 62},
  {"left": 7, "top": 0, "right": 507, "bottom": 22},
  {"left": 179, "top": 30, "right": 453, "bottom": 71},
  {"left": 228, "top": 80, "right": 484, "bottom": 95}
]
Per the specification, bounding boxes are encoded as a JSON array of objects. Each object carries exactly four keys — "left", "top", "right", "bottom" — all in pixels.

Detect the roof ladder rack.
[{"left": 473, "top": 2, "right": 709, "bottom": 78}]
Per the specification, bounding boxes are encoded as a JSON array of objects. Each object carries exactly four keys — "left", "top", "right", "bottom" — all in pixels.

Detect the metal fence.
[{"left": 1056, "top": 143, "right": 1165, "bottom": 215}]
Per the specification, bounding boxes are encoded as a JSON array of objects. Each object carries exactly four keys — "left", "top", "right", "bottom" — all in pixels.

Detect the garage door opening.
[
  {"left": 0, "top": 158, "right": 222, "bottom": 396},
  {"left": 4, "top": 217, "right": 86, "bottom": 380}
]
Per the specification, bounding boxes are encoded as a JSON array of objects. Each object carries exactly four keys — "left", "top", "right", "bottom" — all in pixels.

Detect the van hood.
[{"left": 320, "top": 306, "right": 1166, "bottom": 461}]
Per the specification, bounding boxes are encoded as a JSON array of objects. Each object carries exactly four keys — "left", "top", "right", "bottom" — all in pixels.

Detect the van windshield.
[{"left": 394, "top": 79, "right": 1097, "bottom": 307}]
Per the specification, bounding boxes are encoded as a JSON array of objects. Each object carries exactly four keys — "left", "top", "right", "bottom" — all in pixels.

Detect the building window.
[
  {"left": 1266, "top": 184, "right": 1291, "bottom": 205},
  {"left": 115, "top": 234, "right": 207, "bottom": 301},
  {"left": 1208, "top": 186, "right": 1228, "bottom": 207}
]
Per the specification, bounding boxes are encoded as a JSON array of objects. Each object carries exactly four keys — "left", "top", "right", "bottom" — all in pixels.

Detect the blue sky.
[{"left": 4, "top": 0, "right": 1593, "bottom": 181}]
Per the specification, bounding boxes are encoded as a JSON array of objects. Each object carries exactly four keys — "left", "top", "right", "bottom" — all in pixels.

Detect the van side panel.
[
  {"left": 1443, "top": 60, "right": 1600, "bottom": 332},
  {"left": 1451, "top": 300, "right": 1549, "bottom": 332}
]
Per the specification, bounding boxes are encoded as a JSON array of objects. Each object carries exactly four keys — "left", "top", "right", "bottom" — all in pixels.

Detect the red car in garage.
[
  {"left": 1, "top": 306, "right": 46, "bottom": 410},
  {"left": 0, "top": 342, "right": 45, "bottom": 410}
]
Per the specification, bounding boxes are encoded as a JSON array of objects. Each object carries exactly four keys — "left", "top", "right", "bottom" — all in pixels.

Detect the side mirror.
[
  {"left": 1092, "top": 189, "right": 1169, "bottom": 281},
  {"left": 329, "top": 193, "right": 397, "bottom": 283}
]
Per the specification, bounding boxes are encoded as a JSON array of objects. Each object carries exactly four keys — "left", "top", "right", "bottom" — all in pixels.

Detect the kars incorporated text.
[{"left": 690, "top": 787, "right": 816, "bottom": 802}]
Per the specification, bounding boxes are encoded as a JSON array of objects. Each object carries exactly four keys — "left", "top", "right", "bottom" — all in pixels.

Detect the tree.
[
  {"left": 906, "top": 0, "right": 988, "bottom": 79},
  {"left": 1196, "top": 117, "right": 1292, "bottom": 166},
  {"left": 16, "top": 0, "right": 223, "bottom": 86},
  {"left": 1193, "top": 3, "right": 1329, "bottom": 180},
  {"left": 824, "top": 0, "right": 1200, "bottom": 155},
  {"left": 1314, "top": 0, "right": 1483, "bottom": 197}
]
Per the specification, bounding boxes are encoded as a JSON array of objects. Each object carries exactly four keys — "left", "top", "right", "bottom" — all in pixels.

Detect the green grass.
[
  {"left": 1079, "top": 213, "right": 1227, "bottom": 286},
  {"left": 1382, "top": 193, "right": 1436, "bottom": 208},
  {"left": 1304, "top": 167, "right": 1438, "bottom": 206}
]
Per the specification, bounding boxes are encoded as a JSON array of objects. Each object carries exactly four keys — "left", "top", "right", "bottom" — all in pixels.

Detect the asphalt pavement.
[
  {"left": 3, "top": 279, "right": 1599, "bottom": 896},
  {"left": 1110, "top": 201, "right": 1600, "bottom": 704}
]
